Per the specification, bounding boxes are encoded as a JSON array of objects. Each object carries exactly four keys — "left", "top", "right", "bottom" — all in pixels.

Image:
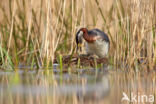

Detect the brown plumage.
[{"left": 79, "top": 28, "right": 101, "bottom": 43}]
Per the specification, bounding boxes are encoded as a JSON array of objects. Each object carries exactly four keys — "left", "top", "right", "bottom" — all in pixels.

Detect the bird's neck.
[{"left": 83, "top": 32, "right": 95, "bottom": 43}]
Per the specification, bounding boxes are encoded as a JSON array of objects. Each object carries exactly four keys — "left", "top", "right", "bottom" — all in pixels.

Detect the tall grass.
[{"left": 0, "top": 0, "right": 155, "bottom": 70}]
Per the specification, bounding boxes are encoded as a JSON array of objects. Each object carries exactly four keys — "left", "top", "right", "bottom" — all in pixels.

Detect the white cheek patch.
[
  {"left": 78, "top": 31, "right": 83, "bottom": 40},
  {"left": 78, "top": 31, "right": 83, "bottom": 37}
]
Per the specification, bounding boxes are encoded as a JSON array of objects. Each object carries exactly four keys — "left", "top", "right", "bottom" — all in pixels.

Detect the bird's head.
[{"left": 76, "top": 28, "right": 88, "bottom": 52}]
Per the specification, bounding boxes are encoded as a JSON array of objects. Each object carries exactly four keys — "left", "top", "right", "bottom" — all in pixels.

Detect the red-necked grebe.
[{"left": 76, "top": 28, "right": 110, "bottom": 58}]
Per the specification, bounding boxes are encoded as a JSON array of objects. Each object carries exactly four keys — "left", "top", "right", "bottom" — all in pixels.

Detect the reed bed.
[{"left": 0, "top": 0, "right": 156, "bottom": 70}]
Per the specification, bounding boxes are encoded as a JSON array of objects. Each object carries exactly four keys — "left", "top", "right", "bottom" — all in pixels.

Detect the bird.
[{"left": 76, "top": 28, "right": 110, "bottom": 58}]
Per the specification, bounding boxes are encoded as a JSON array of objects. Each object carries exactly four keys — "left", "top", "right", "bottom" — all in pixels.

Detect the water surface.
[{"left": 0, "top": 68, "right": 155, "bottom": 104}]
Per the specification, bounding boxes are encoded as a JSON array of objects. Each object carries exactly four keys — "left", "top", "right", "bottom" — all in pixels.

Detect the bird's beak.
[
  {"left": 76, "top": 41, "right": 83, "bottom": 53},
  {"left": 77, "top": 43, "right": 82, "bottom": 52}
]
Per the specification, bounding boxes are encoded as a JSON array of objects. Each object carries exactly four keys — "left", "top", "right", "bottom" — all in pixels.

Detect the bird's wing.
[{"left": 89, "top": 29, "right": 110, "bottom": 43}]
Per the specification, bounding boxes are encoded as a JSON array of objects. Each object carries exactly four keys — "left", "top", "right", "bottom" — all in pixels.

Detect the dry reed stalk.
[
  {"left": 24, "top": 0, "right": 33, "bottom": 61},
  {"left": 6, "top": 0, "right": 16, "bottom": 64}
]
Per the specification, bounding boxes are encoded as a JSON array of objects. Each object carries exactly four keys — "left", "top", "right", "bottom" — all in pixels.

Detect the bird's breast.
[{"left": 85, "top": 40, "right": 109, "bottom": 58}]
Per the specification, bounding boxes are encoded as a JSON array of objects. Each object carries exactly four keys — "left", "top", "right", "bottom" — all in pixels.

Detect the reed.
[{"left": 0, "top": 0, "right": 155, "bottom": 70}]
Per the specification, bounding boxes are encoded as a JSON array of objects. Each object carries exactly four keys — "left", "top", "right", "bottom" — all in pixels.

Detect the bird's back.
[
  {"left": 88, "top": 29, "right": 110, "bottom": 43},
  {"left": 85, "top": 28, "right": 110, "bottom": 57}
]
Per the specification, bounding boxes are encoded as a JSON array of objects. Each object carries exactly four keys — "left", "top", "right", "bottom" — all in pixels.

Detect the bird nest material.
[{"left": 54, "top": 54, "right": 108, "bottom": 67}]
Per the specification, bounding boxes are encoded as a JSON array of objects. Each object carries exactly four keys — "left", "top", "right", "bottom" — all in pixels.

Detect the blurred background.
[{"left": 0, "top": 0, "right": 156, "bottom": 104}]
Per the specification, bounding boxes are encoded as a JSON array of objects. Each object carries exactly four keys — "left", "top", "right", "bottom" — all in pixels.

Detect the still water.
[{"left": 0, "top": 66, "right": 155, "bottom": 104}]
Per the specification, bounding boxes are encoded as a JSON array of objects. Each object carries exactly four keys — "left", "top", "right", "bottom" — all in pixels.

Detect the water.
[{"left": 0, "top": 68, "right": 155, "bottom": 104}]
